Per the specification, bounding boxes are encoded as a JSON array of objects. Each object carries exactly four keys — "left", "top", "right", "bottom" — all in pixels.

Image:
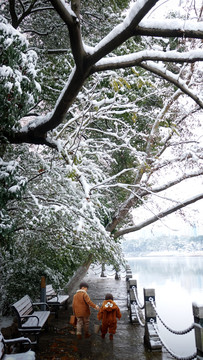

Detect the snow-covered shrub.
[
  {"left": 0, "top": 16, "right": 41, "bottom": 134},
  {"left": 0, "top": 156, "right": 27, "bottom": 240},
  {"left": 0, "top": 236, "right": 79, "bottom": 315}
]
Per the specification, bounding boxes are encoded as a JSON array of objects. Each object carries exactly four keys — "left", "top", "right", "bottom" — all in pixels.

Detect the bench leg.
[{"left": 52, "top": 305, "right": 58, "bottom": 319}]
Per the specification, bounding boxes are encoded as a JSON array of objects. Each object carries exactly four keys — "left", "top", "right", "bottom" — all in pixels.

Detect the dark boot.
[{"left": 85, "top": 333, "right": 91, "bottom": 338}]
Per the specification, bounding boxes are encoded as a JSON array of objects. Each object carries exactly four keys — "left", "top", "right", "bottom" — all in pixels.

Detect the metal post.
[
  {"left": 40, "top": 276, "right": 46, "bottom": 311},
  {"left": 129, "top": 279, "right": 139, "bottom": 323},
  {"left": 100, "top": 263, "right": 106, "bottom": 277},
  {"left": 126, "top": 269, "right": 132, "bottom": 281},
  {"left": 129, "top": 279, "right": 137, "bottom": 305},
  {"left": 193, "top": 303, "right": 203, "bottom": 359},
  {"left": 143, "top": 288, "right": 162, "bottom": 351}
]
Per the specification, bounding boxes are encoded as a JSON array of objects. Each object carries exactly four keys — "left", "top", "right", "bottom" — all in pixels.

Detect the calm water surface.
[{"left": 126, "top": 256, "right": 203, "bottom": 357}]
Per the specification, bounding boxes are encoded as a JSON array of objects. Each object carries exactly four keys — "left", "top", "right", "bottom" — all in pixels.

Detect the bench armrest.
[
  {"left": 2, "top": 336, "right": 32, "bottom": 354},
  {"left": 3, "top": 336, "right": 32, "bottom": 349},
  {"left": 32, "top": 302, "right": 50, "bottom": 310},
  {"left": 3, "top": 336, "right": 31, "bottom": 345}
]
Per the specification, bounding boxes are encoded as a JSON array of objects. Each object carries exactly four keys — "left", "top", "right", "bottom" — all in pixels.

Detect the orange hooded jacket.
[{"left": 97, "top": 299, "right": 121, "bottom": 334}]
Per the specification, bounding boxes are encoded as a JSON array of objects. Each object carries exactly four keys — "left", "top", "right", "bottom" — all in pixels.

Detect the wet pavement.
[{"left": 34, "top": 266, "right": 173, "bottom": 360}]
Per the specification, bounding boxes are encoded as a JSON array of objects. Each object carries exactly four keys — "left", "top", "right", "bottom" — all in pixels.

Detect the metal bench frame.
[
  {"left": 0, "top": 331, "right": 35, "bottom": 360},
  {"left": 12, "top": 295, "right": 50, "bottom": 344},
  {"left": 46, "top": 284, "right": 69, "bottom": 318}
]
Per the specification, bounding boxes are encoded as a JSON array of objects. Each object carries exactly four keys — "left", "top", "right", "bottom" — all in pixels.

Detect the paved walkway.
[{"left": 35, "top": 266, "right": 172, "bottom": 360}]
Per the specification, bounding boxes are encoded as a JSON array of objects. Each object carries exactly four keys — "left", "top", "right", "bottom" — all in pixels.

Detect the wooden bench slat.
[
  {"left": 46, "top": 285, "right": 56, "bottom": 298},
  {"left": 21, "top": 312, "right": 50, "bottom": 329},
  {"left": 13, "top": 296, "right": 33, "bottom": 317},
  {"left": 47, "top": 295, "right": 69, "bottom": 305}
]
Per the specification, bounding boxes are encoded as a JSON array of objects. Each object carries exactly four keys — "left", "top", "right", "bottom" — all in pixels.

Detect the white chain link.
[
  {"left": 132, "top": 302, "right": 145, "bottom": 327},
  {"left": 149, "top": 297, "right": 194, "bottom": 335},
  {"left": 150, "top": 319, "right": 197, "bottom": 360},
  {"left": 132, "top": 286, "right": 145, "bottom": 309}
]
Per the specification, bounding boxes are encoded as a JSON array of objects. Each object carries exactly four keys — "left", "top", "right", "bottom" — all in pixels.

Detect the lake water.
[{"left": 125, "top": 255, "right": 203, "bottom": 357}]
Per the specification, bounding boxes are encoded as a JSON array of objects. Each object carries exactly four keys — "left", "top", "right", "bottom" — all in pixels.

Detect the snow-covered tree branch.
[
  {"left": 2, "top": 0, "right": 202, "bottom": 145},
  {"left": 114, "top": 193, "right": 203, "bottom": 238}
]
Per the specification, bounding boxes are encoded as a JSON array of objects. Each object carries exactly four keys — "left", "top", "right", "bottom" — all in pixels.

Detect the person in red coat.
[
  {"left": 72, "top": 281, "right": 99, "bottom": 339},
  {"left": 97, "top": 293, "right": 121, "bottom": 340}
]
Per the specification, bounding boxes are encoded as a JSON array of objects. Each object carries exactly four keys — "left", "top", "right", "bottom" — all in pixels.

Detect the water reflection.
[
  {"left": 126, "top": 256, "right": 203, "bottom": 356},
  {"left": 127, "top": 256, "right": 203, "bottom": 295}
]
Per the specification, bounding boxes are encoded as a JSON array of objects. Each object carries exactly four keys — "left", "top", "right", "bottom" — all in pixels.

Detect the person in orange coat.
[
  {"left": 72, "top": 281, "right": 99, "bottom": 339},
  {"left": 97, "top": 293, "right": 121, "bottom": 340}
]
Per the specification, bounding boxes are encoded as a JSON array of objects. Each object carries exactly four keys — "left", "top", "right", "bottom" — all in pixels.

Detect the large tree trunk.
[{"left": 66, "top": 255, "right": 93, "bottom": 296}]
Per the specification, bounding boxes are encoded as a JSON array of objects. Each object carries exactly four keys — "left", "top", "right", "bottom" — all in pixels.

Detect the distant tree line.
[{"left": 122, "top": 235, "right": 203, "bottom": 254}]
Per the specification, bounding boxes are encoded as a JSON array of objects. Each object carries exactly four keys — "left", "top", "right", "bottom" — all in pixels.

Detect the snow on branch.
[
  {"left": 93, "top": 49, "right": 203, "bottom": 107},
  {"left": 88, "top": 0, "right": 159, "bottom": 63},
  {"left": 50, "top": 0, "right": 77, "bottom": 25},
  {"left": 141, "top": 61, "right": 203, "bottom": 108},
  {"left": 94, "top": 49, "right": 203, "bottom": 70},
  {"left": 114, "top": 193, "right": 203, "bottom": 238},
  {"left": 141, "top": 170, "right": 203, "bottom": 196},
  {"left": 90, "top": 168, "right": 136, "bottom": 193},
  {"left": 136, "top": 19, "right": 203, "bottom": 39}
]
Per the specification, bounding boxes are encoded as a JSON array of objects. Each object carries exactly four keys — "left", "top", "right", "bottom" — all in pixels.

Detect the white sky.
[
  {"left": 123, "top": 0, "right": 203, "bottom": 239},
  {"left": 130, "top": 177, "right": 203, "bottom": 239}
]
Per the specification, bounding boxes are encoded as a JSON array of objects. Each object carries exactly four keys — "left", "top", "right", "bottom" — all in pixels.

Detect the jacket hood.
[{"left": 102, "top": 299, "right": 118, "bottom": 312}]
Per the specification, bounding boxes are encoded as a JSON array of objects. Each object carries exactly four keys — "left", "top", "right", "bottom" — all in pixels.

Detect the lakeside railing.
[{"left": 126, "top": 265, "right": 203, "bottom": 360}]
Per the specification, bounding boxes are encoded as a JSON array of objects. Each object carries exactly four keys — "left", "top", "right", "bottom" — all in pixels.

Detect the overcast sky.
[{"left": 125, "top": 0, "right": 203, "bottom": 239}]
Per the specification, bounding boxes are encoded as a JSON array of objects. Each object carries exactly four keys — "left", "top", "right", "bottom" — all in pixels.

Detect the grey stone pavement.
[{"left": 35, "top": 266, "right": 173, "bottom": 360}]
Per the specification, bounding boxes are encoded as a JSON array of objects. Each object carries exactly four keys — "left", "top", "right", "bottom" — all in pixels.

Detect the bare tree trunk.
[{"left": 66, "top": 254, "right": 93, "bottom": 296}]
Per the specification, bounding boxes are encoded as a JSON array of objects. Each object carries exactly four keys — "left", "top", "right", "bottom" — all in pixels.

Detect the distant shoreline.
[{"left": 124, "top": 251, "right": 203, "bottom": 258}]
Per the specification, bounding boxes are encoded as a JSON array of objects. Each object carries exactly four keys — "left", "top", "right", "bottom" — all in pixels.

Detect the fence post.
[
  {"left": 100, "top": 263, "right": 106, "bottom": 277},
  {"left": 193, "top": 303, "right": 203, "bottom": 359},
  {"left": 129, "top": 279, "right": 139, "bottom": 323},
  {"left": 143, "top": 288, "right": 162, "bottom": 351},
  {"left": 126, "top": 268, "right": 132, "bottom": 281},
  {"left": 115, "top": 270, "right": 120, "bottom": 280},
  {"left": 126, "top": 267, "right": 133, "bottom": 308},
  {"left": 40, "top": 276, "right": 46, "bottom": 311},
  {"left": 127, "top": 277, "right": 130, "bottom": 309}
]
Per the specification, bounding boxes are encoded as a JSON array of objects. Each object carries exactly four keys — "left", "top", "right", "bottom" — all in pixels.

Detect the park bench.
[
  {"left": 12, "top": 295, "right": 50, "bottom": 344},
  {"left": 46, "top": 284, "right": 69, "bottom": 318},
  {"left": 0, "top": 331, "right": 35, "bottom": 360}
]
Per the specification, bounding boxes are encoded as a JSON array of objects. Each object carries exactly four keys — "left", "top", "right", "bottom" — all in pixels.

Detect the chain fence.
[
  {"left": 132, "top": 286, "right": 145, "bottom": 309},
  {"left": 127, "top": 273, "right": 198, "bottom": 360},
  {"left": 149, "top": 297, "right": 194, "bottom": 335},
  {"left": 150, "top": 320, "right": 197, "bottom": 360}
]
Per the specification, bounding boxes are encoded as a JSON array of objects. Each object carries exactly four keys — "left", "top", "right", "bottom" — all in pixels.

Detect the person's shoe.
[
  {"left": 85, "top": 333, "right": 91, "bottom": 338},
  {"left": 109, "top": 334, "right": 113, "bottom": 340},
  {"left": 77, "top": 334, "right": 82, "bottom": 339},
  {"left": 101, "top": 333, "right": 105, "bottom": 339}
]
